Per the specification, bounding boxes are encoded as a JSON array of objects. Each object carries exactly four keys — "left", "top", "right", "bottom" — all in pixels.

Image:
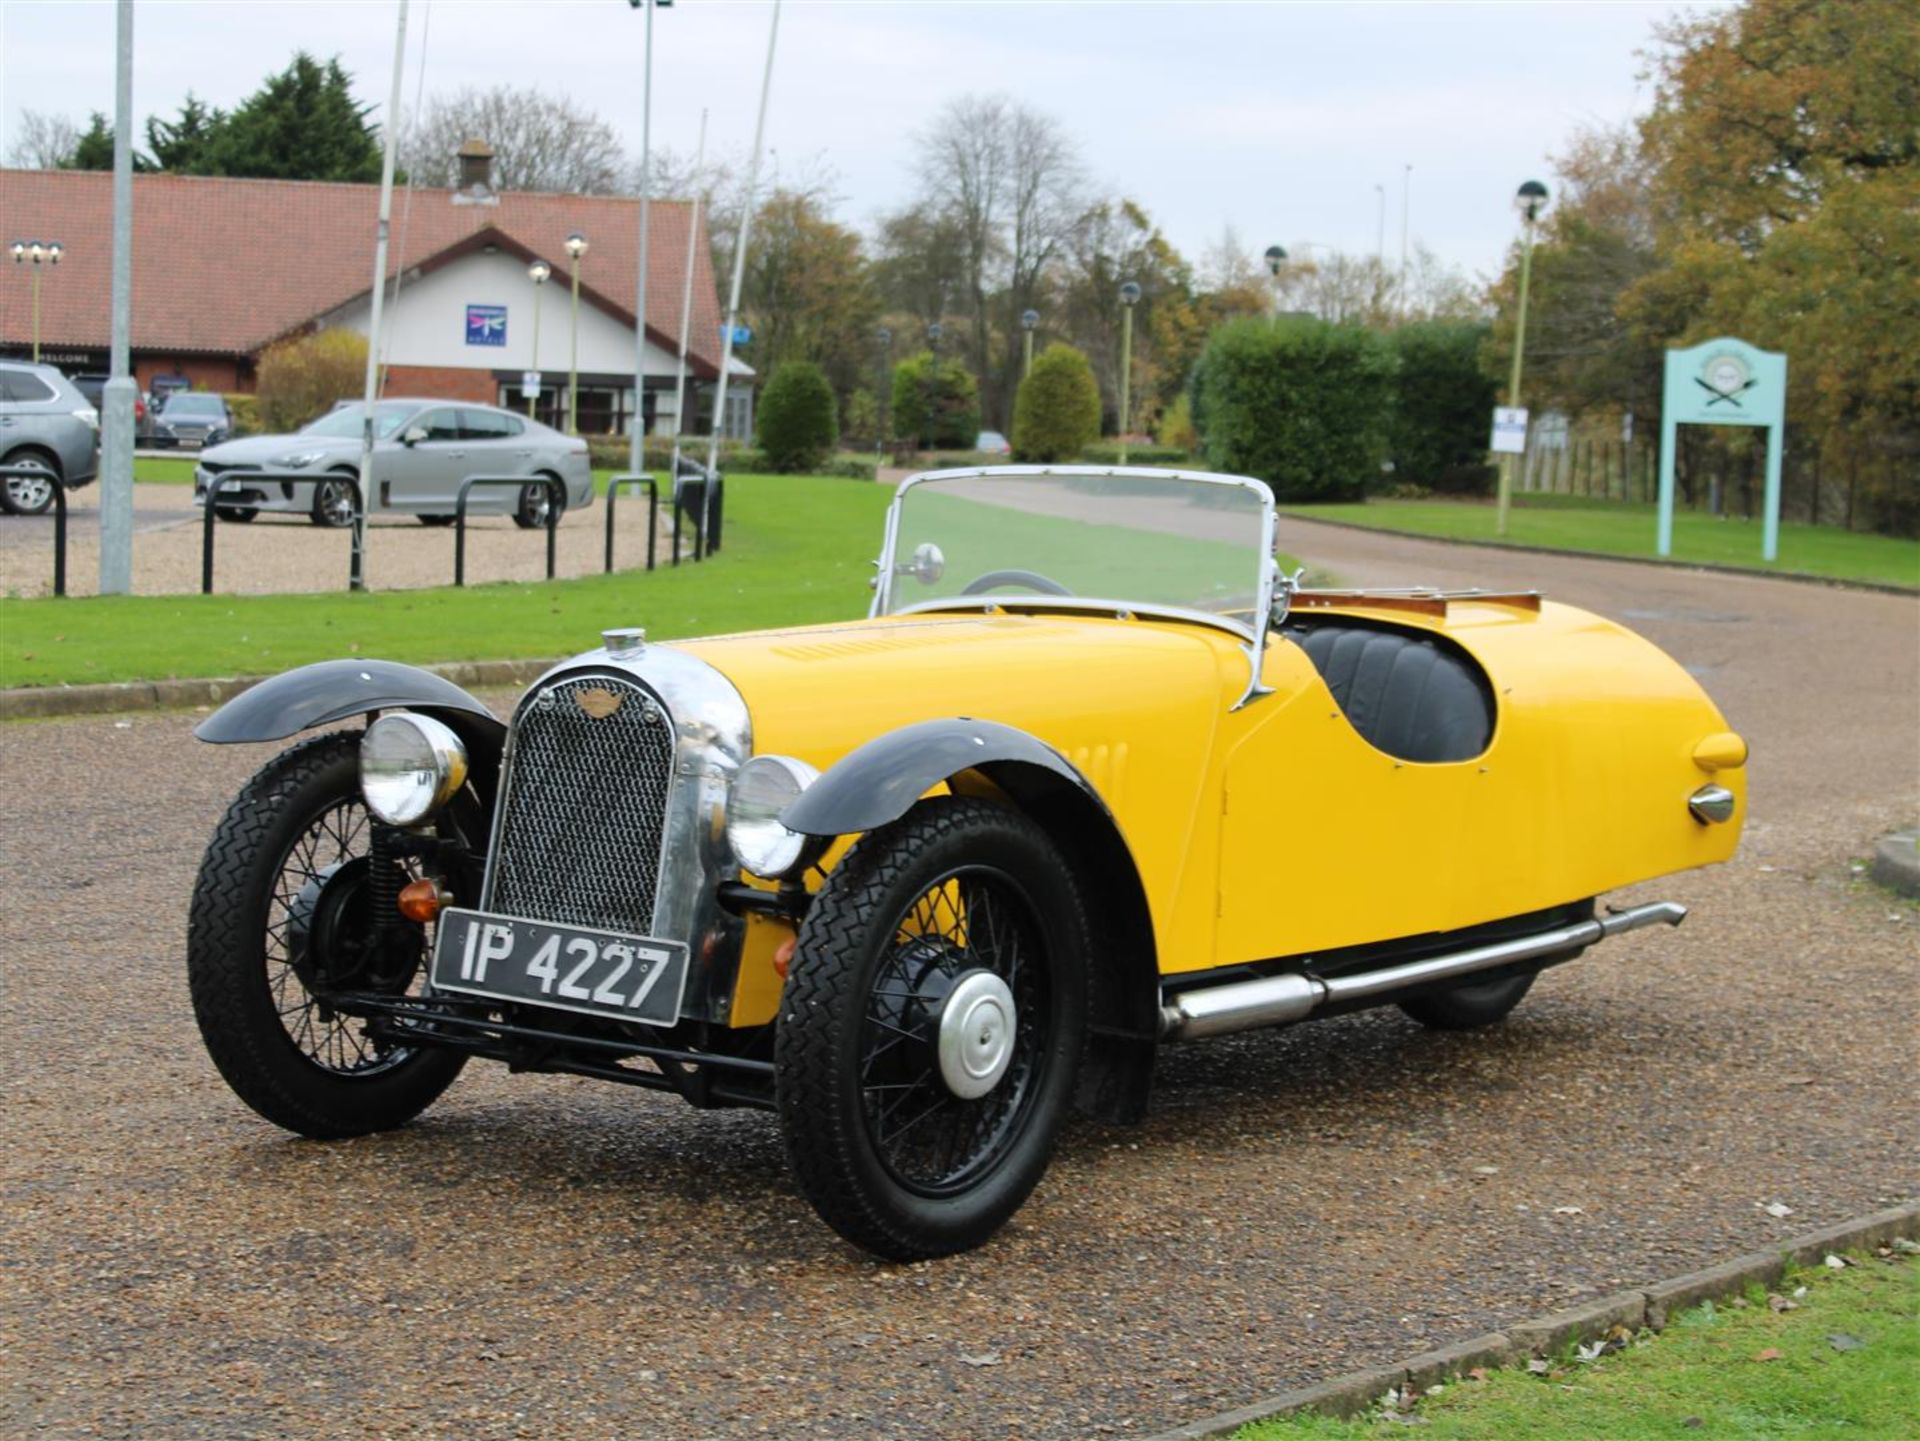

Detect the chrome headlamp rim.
[
  {"left": 726, "top": 753, "right": 820, "bottom": 880},
  {"left": 361, "top": 711, "right": 469, "bottom": 827}
]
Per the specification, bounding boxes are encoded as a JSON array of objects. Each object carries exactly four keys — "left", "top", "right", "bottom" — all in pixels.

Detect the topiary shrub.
[
  {"left": 1193, "top": 316, "right": 1397, "bottom": 502},
  {"left": 890, "top": 351, "right": 980, "bottom": 450},
  {"left": 1157, "top": 391, "right": 1199, "bottom": 452},
  {"left": 755, "top": 361, "right": 840, "bottom": 473},
  {"left": 1011, "top": 343, "right": 1101, "bottom": 462},
  {"left": 1388, "top": 320, "right": 1499, "bottom": 493},
  {"left": 253, "top": 327, "right": 369, "bottom": 433},
  {"left": 223, "top": 393, "right": 261, "bottom": 437}
]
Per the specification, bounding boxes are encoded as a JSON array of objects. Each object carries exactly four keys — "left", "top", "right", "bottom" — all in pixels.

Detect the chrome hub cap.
[{"left": 936, "top": 969, "right": 1017, "bottom": 1099}]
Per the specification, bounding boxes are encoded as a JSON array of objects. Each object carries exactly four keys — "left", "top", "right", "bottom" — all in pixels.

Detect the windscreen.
[
  {"left": 163, "top": 394, "right": 224, "bottom": 416},
  {"left": 300, "top": 402, "right": 417, "bottom": 440},
  {"left": 881, "top": 470, "right": 1269, "bottom": 630}
]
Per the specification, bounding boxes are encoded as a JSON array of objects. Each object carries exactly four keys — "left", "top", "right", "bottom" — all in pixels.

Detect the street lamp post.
[
  {"left": 564, "top": 231, "right": 588, "bottom": 434},
  {"left": 1118, "top": 280, "right": 1141, "bottom": 464},
  {"left": 627, "top": 0, "right": 670, "bottom": 473},
  {"left": 526, "top": 258, "right": 551, "bottom": 419},
  {"left": 1020, "top": 308, "right": 1039, "bottom": 379},
  {"left": 10, "top": 240, "right": 63, "bottom": 361},
  {"left": 1495, "top": 179, "right": 1549, "bottom": 537},
  {"left": 1262, "top": 244, "right": 1287, "bottom": 326},
  {"left": 923, "top": 320, "right": 942, "bottom": 452},
  {"left": 874, "top": 324, "right": 892, "bottom": 464}
]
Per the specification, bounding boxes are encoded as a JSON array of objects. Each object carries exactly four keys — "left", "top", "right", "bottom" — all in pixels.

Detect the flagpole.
[
  {"left": 353, "top": 0, "right": 409, "bottom": 591},
  {"left": 702, "top": 0, "right": 782, "bottom": 556},
  {"left": 668, "top": 108, "right": 708, "bottom": 489}
]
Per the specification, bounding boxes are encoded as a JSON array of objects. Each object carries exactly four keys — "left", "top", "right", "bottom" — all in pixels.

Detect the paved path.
[{"left": 2, "top": 526, "right": 1915, "bottom": 1439}]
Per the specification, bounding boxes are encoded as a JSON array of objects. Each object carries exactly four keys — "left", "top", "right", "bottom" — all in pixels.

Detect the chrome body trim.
[
  {"left": 871, "top": 464, "right": 1279, "bottom": 710},
  {"left": 1158, "top": 900, "right": 1688, "bottom": 1040},
  {"left": 1688, "top": 784, "right": 1736, "bottom": 824},
  {"left": 478, "top": 642, "right": 752, "bottom": 1023}
]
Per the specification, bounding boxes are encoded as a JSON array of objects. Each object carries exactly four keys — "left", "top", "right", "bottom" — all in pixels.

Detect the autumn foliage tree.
[{"left": 254, "top": 329, "right": 369, "bottom": 432}]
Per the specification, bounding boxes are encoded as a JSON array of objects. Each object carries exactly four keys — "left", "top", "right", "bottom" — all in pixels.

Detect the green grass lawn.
[
  {"left": 2, "top": 472, "right": 893, "bottom": 689},
  {"left": 134, "top": 455, "right": 200, "bottom": 484},
  {"left": 1281, "top": 495, "right": 1919, "bottom": 590},
  {"left": 1240, "top": 1254, "right": 1918, "bottom": 1441}
]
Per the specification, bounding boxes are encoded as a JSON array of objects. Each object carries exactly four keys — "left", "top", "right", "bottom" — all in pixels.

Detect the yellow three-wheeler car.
[{"left": 187, "top": 466, "right": 1746, "bottom": 1258}]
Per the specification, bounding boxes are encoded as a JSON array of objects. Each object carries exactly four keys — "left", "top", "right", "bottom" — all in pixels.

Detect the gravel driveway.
[
  {"left": 0, "top": 483, "right": 673, "bottom": 598},
  {"left": 2, "top": 523, "right": 1915, "bottom": 1438}
]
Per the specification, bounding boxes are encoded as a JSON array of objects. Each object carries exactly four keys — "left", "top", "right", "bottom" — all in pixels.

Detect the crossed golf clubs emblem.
[{"left": 1695, "top": 353, "right": 1758, "bottom": 408}]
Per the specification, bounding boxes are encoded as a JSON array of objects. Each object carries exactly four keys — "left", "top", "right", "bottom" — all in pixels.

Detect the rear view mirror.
[{"left": 401, "top": 426, "right": 427, "bottom": 446}]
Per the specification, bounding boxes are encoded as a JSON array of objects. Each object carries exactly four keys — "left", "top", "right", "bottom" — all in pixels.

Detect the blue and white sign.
[
  {"left": 466, "top": 304, "right": 508, "bottom": 347},
  {"left": 721, "top": 324, "right": 752, "bottom": 346}
]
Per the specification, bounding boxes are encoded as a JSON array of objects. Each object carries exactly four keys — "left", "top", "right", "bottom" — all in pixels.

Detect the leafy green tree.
[
  {"left": 1011, "top": 343, "right": 1100, "bottom": 461},
  {"left": 755, "top": 361, "right": 840, "bottom": 473},
  {"left": 1390, "top": 321, "right": 1499, "bottom": 493},
  {"left": 890, "top": 351, "right": 980, "bottom": 450},
  {"left": 191, "top": 53, "right": 384, "bottom": 182},
  {"left": 743, "top": 190, "right": 879, "bottom": 401},
  {"left": 64, "top": 113, "right": 116, "bottom": 171},
  {"left": 1193, "top": 316, "right": 1397, "bottom": 502},
  {"left": 146, "top": 94, "right": 224, "bottom": 172}
]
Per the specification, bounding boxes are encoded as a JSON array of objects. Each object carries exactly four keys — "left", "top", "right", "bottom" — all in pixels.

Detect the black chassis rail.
[{"left": 352, "top": 992, "right": 775, "bottom": 1111}]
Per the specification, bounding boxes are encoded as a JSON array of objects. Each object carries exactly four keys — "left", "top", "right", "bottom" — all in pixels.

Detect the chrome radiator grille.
[{"left": 485, "top": 673, "right": 676, "bottom": 934}]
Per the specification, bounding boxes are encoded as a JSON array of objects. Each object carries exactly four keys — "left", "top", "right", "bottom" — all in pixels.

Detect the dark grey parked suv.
[{"left": 0, "top": 360, "right": 99, "bottom": 515}]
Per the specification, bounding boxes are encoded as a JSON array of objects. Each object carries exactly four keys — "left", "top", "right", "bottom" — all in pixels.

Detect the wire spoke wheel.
[
  {"left": 859, "top": 868, "right": 1047, "bottom": 1195},
  {"left": 776, "top": 796, "right": 1088, "bottom": 1259},
  {"left": 187, "top": 731, "right": 465, "bottom": 1139}
]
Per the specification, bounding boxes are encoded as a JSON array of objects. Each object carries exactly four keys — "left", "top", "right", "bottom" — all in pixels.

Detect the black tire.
[
  {"left": 1, "top": 453, "right": 60, "bottom": 516},
  {"left": 417, "top": 514, "right": 456, "bottom": 527},
  {"left": 186, "top": 730, "right": 465, "bottom": 1138},
  {"left": 310, "top": 472, "right": 359, "bottom": 528},
  {"left": 512, "top": 476, "right": 564, "bottom": 530},
  {"left": 775, "top": 795, "right": 1089, "bottom": 1260},
  {"left": 215, "top": 505, "right": 259, "bottom": 523},
  {"left": 1398, "top": 970, "right": 1538, "bottom": 1030}
]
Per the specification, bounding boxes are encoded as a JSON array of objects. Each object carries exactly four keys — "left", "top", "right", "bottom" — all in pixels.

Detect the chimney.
[{"left": 453, "top": 138, "right": 498, "bottom": 206}]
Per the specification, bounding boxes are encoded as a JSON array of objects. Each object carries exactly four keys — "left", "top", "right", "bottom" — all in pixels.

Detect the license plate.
[{"left": 430, "top": 908, "right": 688, "bottom": 1028}]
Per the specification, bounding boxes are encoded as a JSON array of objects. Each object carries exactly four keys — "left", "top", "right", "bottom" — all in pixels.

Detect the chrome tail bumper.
[{"left": 1158, "top": 901, "right": 1688, "bottom": 1041}]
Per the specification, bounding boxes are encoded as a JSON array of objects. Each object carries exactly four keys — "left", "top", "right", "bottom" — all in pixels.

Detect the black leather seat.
[{"left": 1280, "top": 619, "right": 1494, "bottom": 763}]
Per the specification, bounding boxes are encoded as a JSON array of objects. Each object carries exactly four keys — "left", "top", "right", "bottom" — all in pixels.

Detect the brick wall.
[
  {"left": 383, "top": 365, "right": 499, "bottom": 404},
  {"left": 136, "top": 355, "right": 244, "bottom": 393}
]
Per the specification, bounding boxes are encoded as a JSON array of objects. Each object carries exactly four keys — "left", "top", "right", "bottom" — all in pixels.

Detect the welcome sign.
[{"left": 1658, "top": 336, "right": 1788, "bottom": 560}]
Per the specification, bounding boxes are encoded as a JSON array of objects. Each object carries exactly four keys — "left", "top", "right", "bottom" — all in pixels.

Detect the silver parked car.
[
  {"left": 0, "top": 360, "right": 99, "bottom": 516},
  {"left": 193, "top": 399, "right": 593, "bottom": 528}
]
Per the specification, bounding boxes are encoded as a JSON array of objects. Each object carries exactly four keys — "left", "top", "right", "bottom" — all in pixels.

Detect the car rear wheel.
[
  {"left": 186, "top": 730, "right": 466, "bottom": 1138},
  {"left": 511, "top": 477, "right": 564, "bottom": 530},
  {"left": 1, "top": 454, "right": 59, "bottom": 516},
  {"left": 1398, "top": 970, "right": 1538, "bottom": 1030},
  {"left": 775, "top": 796, "right": 1088, "bottom": 1259},
  {"left": 310, "top": 473, "right": 359, "bottom": 529}
]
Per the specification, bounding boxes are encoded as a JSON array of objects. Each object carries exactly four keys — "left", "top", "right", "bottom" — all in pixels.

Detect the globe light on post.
[
  {"left": 922, "top": 323, "right": 943, "bottom": 453},
  {"left": 1262, "top": 244, "right": 1287, "bottom": 327},
  {"left": 875, "top": 325, "right": 892, "bottom": 460},
  {"left": 564, "top": 231, "right": 589, "bottom": 434},
  {"left": 1021, "top": 308, "right": 1040, "bottom": 380},
  {"left": 12, "top": 238, "right": 63, "bottom": 362},
  {"left": 1118, "top": 281, "right": 1142, "bottom": 465},
  {"left": 1495, "top": 181, "right": 1549, "bottom": 537},
  {"left": 525, "top": 258, "right": 552, "bottom": 419}
]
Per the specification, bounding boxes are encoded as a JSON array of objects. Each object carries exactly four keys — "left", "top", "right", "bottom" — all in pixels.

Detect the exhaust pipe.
[{"left": 1159, "top": 901, "right": 1687, "bottom": 1041}]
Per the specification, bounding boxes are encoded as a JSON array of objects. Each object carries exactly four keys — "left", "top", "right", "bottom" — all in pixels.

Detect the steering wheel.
[{"left": 958, "top": 569, "right": 1074, "bottom": 597}]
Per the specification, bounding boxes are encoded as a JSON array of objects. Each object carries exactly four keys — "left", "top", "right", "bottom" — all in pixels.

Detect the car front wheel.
[
  {"left": 1398, "top": 969, "right": 1538, "bottom": 1030},
  {"left": 186, "top": 730, "right": 466, "bottom": 1137},
  {"left": 310, "top": 473, "right": 359, "bottom": 528},
  {"left": 1, "top": 455, "right": 59, "bottom": 516},
  {"left": 775, "top": 796, "right": 1089, "bottom": 1259}
]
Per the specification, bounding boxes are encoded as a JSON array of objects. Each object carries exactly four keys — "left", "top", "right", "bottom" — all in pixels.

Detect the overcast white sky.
[{"left": 1, "top": 1, "right": 1717, "bottom": 284}]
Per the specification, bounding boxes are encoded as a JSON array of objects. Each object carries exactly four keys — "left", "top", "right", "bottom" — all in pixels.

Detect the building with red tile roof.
[{"left": 0, "top": 161, "right": 745, "bottom": 436}]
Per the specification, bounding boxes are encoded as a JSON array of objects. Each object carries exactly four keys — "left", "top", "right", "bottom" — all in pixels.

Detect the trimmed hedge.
[
  {"left": 756, "top": 360, "right": 840, "bottom": 473},
  {"left": 1011, "top": 343, "right": 1101, "bottom": 462},
  {"left": 890, "top": 351, "right": 980, "bottom": 450},
  {"left": 1077, "top": 443, "right": 1195, "bottom": 467},
  {"left": 1388, "top": 321, "right": 1499, "bottom": 495},
  {"left": 1192, "top": 316, "right": 1397, "bottom": 502}
]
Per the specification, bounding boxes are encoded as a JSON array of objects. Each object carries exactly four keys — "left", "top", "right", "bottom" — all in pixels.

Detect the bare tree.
[
  {"left": 912, "top": 93, "right": 1082, "bottom": 424},
  {"left": 402, "top": 86, "right": 627, "bottom": 194},
  {"left": 6, "top": 110, "right": 81, "bottom": 169}
]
